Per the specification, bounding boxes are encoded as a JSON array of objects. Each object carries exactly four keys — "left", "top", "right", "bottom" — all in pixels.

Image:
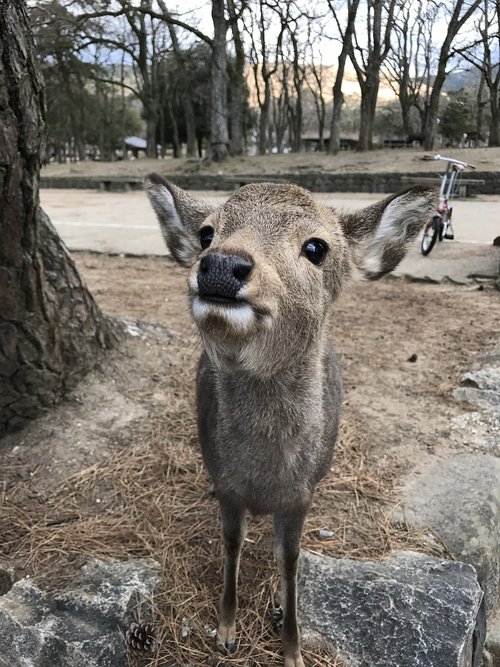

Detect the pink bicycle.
[{"left": 420, "top": 154, "right": 476, "bottom": 256}]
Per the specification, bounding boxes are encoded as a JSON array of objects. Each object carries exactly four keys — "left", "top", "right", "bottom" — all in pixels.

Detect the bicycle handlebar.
[{"left": 422, "top": 153, "right": 477, "bottom": 170}]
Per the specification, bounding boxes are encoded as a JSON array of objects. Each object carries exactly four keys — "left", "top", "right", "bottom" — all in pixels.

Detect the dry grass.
[{"left": 0, "top": 338, "right": 447, "bottom": 667}]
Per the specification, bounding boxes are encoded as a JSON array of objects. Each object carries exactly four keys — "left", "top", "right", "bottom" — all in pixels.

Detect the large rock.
[
  {"left": 453, "top": 368, "right": 500, "bottom": 412},
  {"left": 402, "top": 455, "right": 500, "bottom": 615},
  {"left": 0, "top": 558, "right": 161, "bottom": 667},
  {"left": 298, "top": 550, "right": 483, "bottom": 667}
]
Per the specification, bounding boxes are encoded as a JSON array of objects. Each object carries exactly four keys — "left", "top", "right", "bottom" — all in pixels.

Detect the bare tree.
[
  {"left": 246, "top": 0, "right": 283, "bottom": 154},
  {"left": 0, "top": 1, "right": 121, "bottom": 438},
  {"left": 210, "top": 0, "right": 230, "bottom": 160},
  {"left": 64, "top": 0, "right": 169, "bottom": 158},
  {"left": 227, "top": 0, "right": 248, "bottom": 156},
  {"left": 163, "top": 18, "right": 198, "bottom": 157},
  {"left": 421, "top": 0, "right": 481, "bottom": 150},
  {"left": 383, "top": 0, "right": 435, "bottom": 141},
  {"left": 460, "top": 0, "right": 500, "bottom": 146},
  {"left": 303, "top": 35, "right": 328, "bottom": 151},
  {"left": 349, "top": 0, "right": 397, "bottom": 151},
  {"left": 278, "top": 15, "right": 307, "bottom": 153},
  {"left": 327, "top": 0, "right": 360, "bottom": 154},
  {"left": 148, "top": 0, "right": 234, "bottom": 160}
]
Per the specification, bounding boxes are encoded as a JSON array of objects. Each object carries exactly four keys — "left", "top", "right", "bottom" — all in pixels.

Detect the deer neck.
[{"left": 214, "top": 336, "right": 328, "bottom": 437}]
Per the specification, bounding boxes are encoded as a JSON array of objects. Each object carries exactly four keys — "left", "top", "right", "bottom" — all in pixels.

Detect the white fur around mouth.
[{"left": 192, "top": 296, "right": 255, "bottom": 330}]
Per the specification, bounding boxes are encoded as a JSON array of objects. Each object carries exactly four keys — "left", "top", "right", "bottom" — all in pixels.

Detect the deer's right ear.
[{"left": 144, "top": 173, "right": 212, "bottom": 267}]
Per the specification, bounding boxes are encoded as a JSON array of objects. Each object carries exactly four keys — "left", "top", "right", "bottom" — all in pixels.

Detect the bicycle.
[{"left": 420, "top": 154, "right": 476, "bottom": 256}]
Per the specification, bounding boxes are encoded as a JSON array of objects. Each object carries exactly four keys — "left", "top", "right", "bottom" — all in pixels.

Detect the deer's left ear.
[
  {"left": 339, "top": 187, "right": 438, "bottom": 279},
  {"left": 145, "top": 173, "right": 213, "bottom": 267}
]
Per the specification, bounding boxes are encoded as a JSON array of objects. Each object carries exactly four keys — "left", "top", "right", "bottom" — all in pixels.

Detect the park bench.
[
  {"left": 224, "top": 175, "right": 288, "bottom": 189},
  {"left": 401, "top": 175, "right": 485, "bottom": 198},
  {"left": 384, "top": 138, "right": 411, "bottom": 149},
  {"left": 99, "top": 177, "right": 143, "bottom": 192}
]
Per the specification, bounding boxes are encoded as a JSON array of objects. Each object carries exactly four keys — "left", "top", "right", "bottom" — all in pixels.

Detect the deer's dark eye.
[
  {"left": 200, "top": 226, "right": 214, "bottom": 250},
  {"left": 302, "top": 238, "right": 328, "bottom": 265}
]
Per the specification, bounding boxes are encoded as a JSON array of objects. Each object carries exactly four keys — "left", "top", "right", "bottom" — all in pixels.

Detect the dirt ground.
[
  {"left": 1, "top": 253, "right": 499, "bottom": 666},
  {"left": 75, "top": 254, "right": 498, "bottom": 480},
  {"left": 41, "top": 146, "right": 500, "bottom": 178}
]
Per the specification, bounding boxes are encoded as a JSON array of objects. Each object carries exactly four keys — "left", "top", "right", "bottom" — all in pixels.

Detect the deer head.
[{"left": 145, "top": 175, "right": 436, "bottom": 375}]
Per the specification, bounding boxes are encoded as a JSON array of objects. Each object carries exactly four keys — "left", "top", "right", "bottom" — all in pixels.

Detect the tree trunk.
[
  {"left": 258, "top": 82, "right": 271, "bottom": 155},
  {"left": 422, "top": 73, "right": 444, "bottom": 150},
  {"left": 358, "top": 75, "right": 379, "bottom": 151},
  {"left": 422, "top": 0, "right": 481, "bottom": 150},
  {"left": 0, "top": 2, "right": 121, "bottom": 438},
  {"left": 489, "top": 90, "right": 500, "bottom": 147},
  {"left": 210, "top": 0, "right": 229, "bottom": 161},
  {"left": 166, "top": 98, "right": 181, "bottom": 158},
  {"left": 329, "top": 0, "right": 360, "bottom": 155},
  {"left": 145, "top": 109, "right": 158, "bottom": 158},
  {"left": 166, "top": 22, "right": 197, "bottom": 158},
  {"left": 476, "top": 73, "right": 486, "bottom": 139},
  {"left": 227, "top": 0, "right": 246, "bottom": 156}
]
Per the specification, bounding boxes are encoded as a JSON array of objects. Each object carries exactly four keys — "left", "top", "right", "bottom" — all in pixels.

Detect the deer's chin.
[{"left": 192, "top": 296, "right": 257, "bottom": 337}]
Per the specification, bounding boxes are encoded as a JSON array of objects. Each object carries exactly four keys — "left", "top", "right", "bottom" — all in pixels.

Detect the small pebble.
[
  {"left": 407, "top": 353, "right": 418, "bottom": 363},
  {"left": 318, "top": 529, "right": 334, "bottom": 539}
]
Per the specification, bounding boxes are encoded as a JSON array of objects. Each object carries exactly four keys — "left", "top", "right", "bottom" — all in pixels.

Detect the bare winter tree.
[
  {"left": 246, "top": 0, "right": 283, "bottom": 154},
  {"left": 460, "top": 0, "right": 500, "bottom": 146},
  {"left": 0, "top": 1, "right": 121, "bottom": 439},
  {"left": 148, "top": 0, "right": 234, "bottom": 160},
  {"left": 303, "top": 33, "right": 328, "bottom": 151},
  {"left": 278, "top": 13, "right": 307, "bottom": 153},
  {"left": 210, "top": 0, "right": 230, "bottom": 160},
  {"left": 327, "top": 0, "right": 360, "bottom": 154},
  {"left": 349, "top": 0, "right": 397, "bottom": 151},
  {"left": 163, "top": 17, "right": 198, "bottom": 158},
  {"left": 420, "top": 0, "right": 481, "bottom": 150},
  {"left": 383, "top": 0, "right": 434, "bottom": 142},
  {"left": 62, "top": 0, "right": 169, "bottom": 158},
  {"left": 227, "top": 0, "right": 249, "bottom": 156}
]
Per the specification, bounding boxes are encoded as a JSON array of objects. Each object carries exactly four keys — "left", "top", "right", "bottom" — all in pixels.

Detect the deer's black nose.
[{"left": 198, "top": 253, "right": 254, "bottom": 300}]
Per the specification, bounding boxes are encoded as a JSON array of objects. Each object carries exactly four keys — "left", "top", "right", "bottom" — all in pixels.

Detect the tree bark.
[
  {"left": 349, "top": 0, "right": 396, "bottom": 152},
  {"left": 166, "top": 21, "right": 197, "bottom": 158},
  {"left": 0, "top": 1, "right": 121, "bottom": 438},
  {"left": 145, "top": 109, "right": 158, "bottom": 158},
  {"left": 210, "top": 0, "right": 229, "bottom": 161},
  {"left": 358, "top": 74, "right": 379, "bottom": 151},
  {"left": 328, "top": 0, "right": 360, "bottom": 155},
  {"left": 227, "top": 0, "right": 246, "bottom": 156},
  {"left": 489, "top": 92, "right": 500, "bottom": 146}
]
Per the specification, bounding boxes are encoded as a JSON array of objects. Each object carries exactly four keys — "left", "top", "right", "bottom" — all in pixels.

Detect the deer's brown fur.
[{"left": 145, "top": 175, "right": 437, "bottom": 667}]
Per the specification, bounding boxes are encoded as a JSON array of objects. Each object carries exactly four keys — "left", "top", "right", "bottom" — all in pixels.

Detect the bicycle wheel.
[{"left": 421, "top": 216, "right": 440, "bottom": 256}]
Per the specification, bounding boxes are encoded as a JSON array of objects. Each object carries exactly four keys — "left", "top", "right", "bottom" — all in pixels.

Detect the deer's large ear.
[
  {"left": 339, "top": 187, "right": 438, "bottom": 279},
  {"left": 144, "top": 173, "right": 213, "bottom": 267}
]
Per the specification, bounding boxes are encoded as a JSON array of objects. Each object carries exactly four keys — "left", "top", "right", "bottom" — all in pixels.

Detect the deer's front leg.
[
  {"left": 217, "top": 500, "right": 247, "bottom": 654},
  {"left": 274, "top": 509, "right": 306, "bottom": 667}
]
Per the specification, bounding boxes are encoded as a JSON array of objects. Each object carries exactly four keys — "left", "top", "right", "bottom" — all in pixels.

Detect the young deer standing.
[{"left": 145, "top": 176, "right": 436, "bottom": 667}]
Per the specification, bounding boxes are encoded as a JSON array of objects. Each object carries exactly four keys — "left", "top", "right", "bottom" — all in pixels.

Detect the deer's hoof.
[
  {"left": 284, "top": 654, "right": 305, "bottom": 667},
  {"left": 216, "top": 622, "right": 236, "bottom": 654}
]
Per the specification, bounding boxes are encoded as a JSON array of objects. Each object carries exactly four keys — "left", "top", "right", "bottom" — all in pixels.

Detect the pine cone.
[
  {"left": 126, "top": 621, "right": 156, "bottom": 652},
  {"left": 272, "top": 605, "right": 283, "bottom": 633}
]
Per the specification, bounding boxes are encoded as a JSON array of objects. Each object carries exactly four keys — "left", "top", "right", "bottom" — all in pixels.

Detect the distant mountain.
[{"left": 443, "top": 68, "right": 481, "bottom": 91}]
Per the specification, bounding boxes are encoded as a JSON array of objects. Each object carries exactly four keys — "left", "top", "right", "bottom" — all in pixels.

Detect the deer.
[{"left": 145, "top": 175, "right": 437, "bottom": 667}]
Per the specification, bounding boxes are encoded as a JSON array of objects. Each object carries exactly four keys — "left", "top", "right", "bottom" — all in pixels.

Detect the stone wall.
[{"left": 40, "top": 171, "right": 500, "bottom": 195}]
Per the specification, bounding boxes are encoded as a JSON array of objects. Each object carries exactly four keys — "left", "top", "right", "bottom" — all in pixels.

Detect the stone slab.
[
  {"left": 0, "top": 558, "right": 161, "bottom": 667},
  {"left": 402, "top": 456, "right": 500, "bottom": 616},
  {"left": 298, "top": 549, "right": 483, "bottom": 667}
]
